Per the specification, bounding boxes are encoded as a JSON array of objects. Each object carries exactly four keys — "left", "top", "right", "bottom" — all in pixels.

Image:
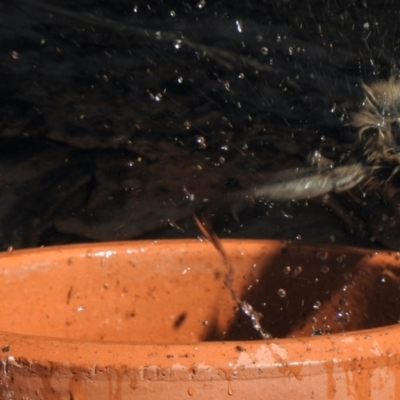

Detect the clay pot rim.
[
  {"left": 1, "top": 239, "right": 400, "bottom": 380},
  {"left": 2, "top": 324, "right": 399, "bottom": 379},
  {"left": 2, "top": 238, "right": 377, "bottom": 259}
]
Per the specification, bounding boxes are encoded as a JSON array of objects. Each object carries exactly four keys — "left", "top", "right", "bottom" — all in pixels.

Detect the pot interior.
[{"left": 0, "top": 240, "right": 399, "bottom": 343}]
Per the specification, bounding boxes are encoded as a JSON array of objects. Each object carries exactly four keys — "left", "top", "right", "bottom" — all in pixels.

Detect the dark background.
[{"left": 1, "top": 0, "right": 398, "bottom": 249}]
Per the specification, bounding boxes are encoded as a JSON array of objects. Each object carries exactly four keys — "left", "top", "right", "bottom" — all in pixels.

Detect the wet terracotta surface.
[{"left": 1, "top": 239, "right": 400, "bottom": 399}]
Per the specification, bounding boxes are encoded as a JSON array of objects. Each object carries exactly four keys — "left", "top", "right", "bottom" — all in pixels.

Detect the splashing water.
[
  {"left": 241, "top": 301, "right": 272, "bottom": 339},
  {"left": 194, "top": 214, "right": 272, "bottom": 339}
]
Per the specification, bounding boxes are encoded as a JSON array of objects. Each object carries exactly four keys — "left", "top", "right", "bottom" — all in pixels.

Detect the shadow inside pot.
[{"left": 206, "top": 244, "right": 400, "bottom": 340}]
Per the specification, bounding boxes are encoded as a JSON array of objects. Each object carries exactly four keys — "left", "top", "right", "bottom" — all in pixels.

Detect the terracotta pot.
[{"left": 1, "top": 239, "right": 400, "bottom": 399}]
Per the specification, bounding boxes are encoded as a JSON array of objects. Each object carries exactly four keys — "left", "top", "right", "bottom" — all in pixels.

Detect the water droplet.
[
  {"left": 253, "top": 320, "right": 261, "bottom": 330},
  {"left": 148, "top": 91, "right": 163, "bottom": 102},
  {"left": 195, "top": 136, "right": 207, "bottom": 149},
  {"left": 334, "top": 310, "right": 350, "bottom": 324},
  {"left": 10, "top": 51, "right": 19, "bottom": 60},
  {"left": 260, "top": 47, "right": 269, "bottom": 55},
  {"left": 313, "top": 301, "right": 321, "bottom": 309},
  {"left": 228, "top": 381, "right": 234, "bottom": 395},
  {"left": 174, "top": 39, "right": 182, "bottom": 49},
  {"left": 294, "top": 266, "right": 303, "bottom": 276},
  {"left": 321, "top": 265, "right": 330, "bottom": 273},
  {"left": 238, "top": 72, "right": 245, "bottom": 79},
  {"left": 133, "top": 5, "right": 138, "bottom": 13},
  {"left": 197, "top": 0, "right": 206, "bottom": 8},
  {"left": 155, "top": 31, "right": 162, "bottom": 40},
  {"left": 281, "top": 211, "right": 293, "bottom": 219},
  {"left": 202, "top": 320, "right": 209, "bottom": 326},
  {"left": 170, "top": 10, "right": 176, "bottom": 17},
  {"left": 316, "top": 251, "right": 328, "bottom": 261},
  {"left": 310, "top": 316, "right": 317, "bottom": 323},
  {"left": 277, "top": 288, "right": 286, "bottom": 298},
  {"left": 188, "top": 386, "right": 195, "bottom": 396},
  {"left": 336, "top": 254, "right": 346, "bottom": 263},
  {"left": 323, "top": 324, "right": 331, "bottom": 334},
  {"left": 283, "top": 266, "right": 291, "bottom": 274},
  {"left": 177, "top": 76, "right": 183, "bottom": 83},
  {"left": 77, "top": 305, "right": 85, "bottom": 312},
  {"left": 241, "top": 302, "right": 250, "bottom": 315},
  {"left": 220, "top": 144, "right": 229, "bottom": 152}
]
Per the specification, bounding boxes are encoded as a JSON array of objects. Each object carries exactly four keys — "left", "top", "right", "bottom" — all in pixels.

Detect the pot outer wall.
[{"left": 2, "top": 330, "right": 400, "bottom": 399}]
